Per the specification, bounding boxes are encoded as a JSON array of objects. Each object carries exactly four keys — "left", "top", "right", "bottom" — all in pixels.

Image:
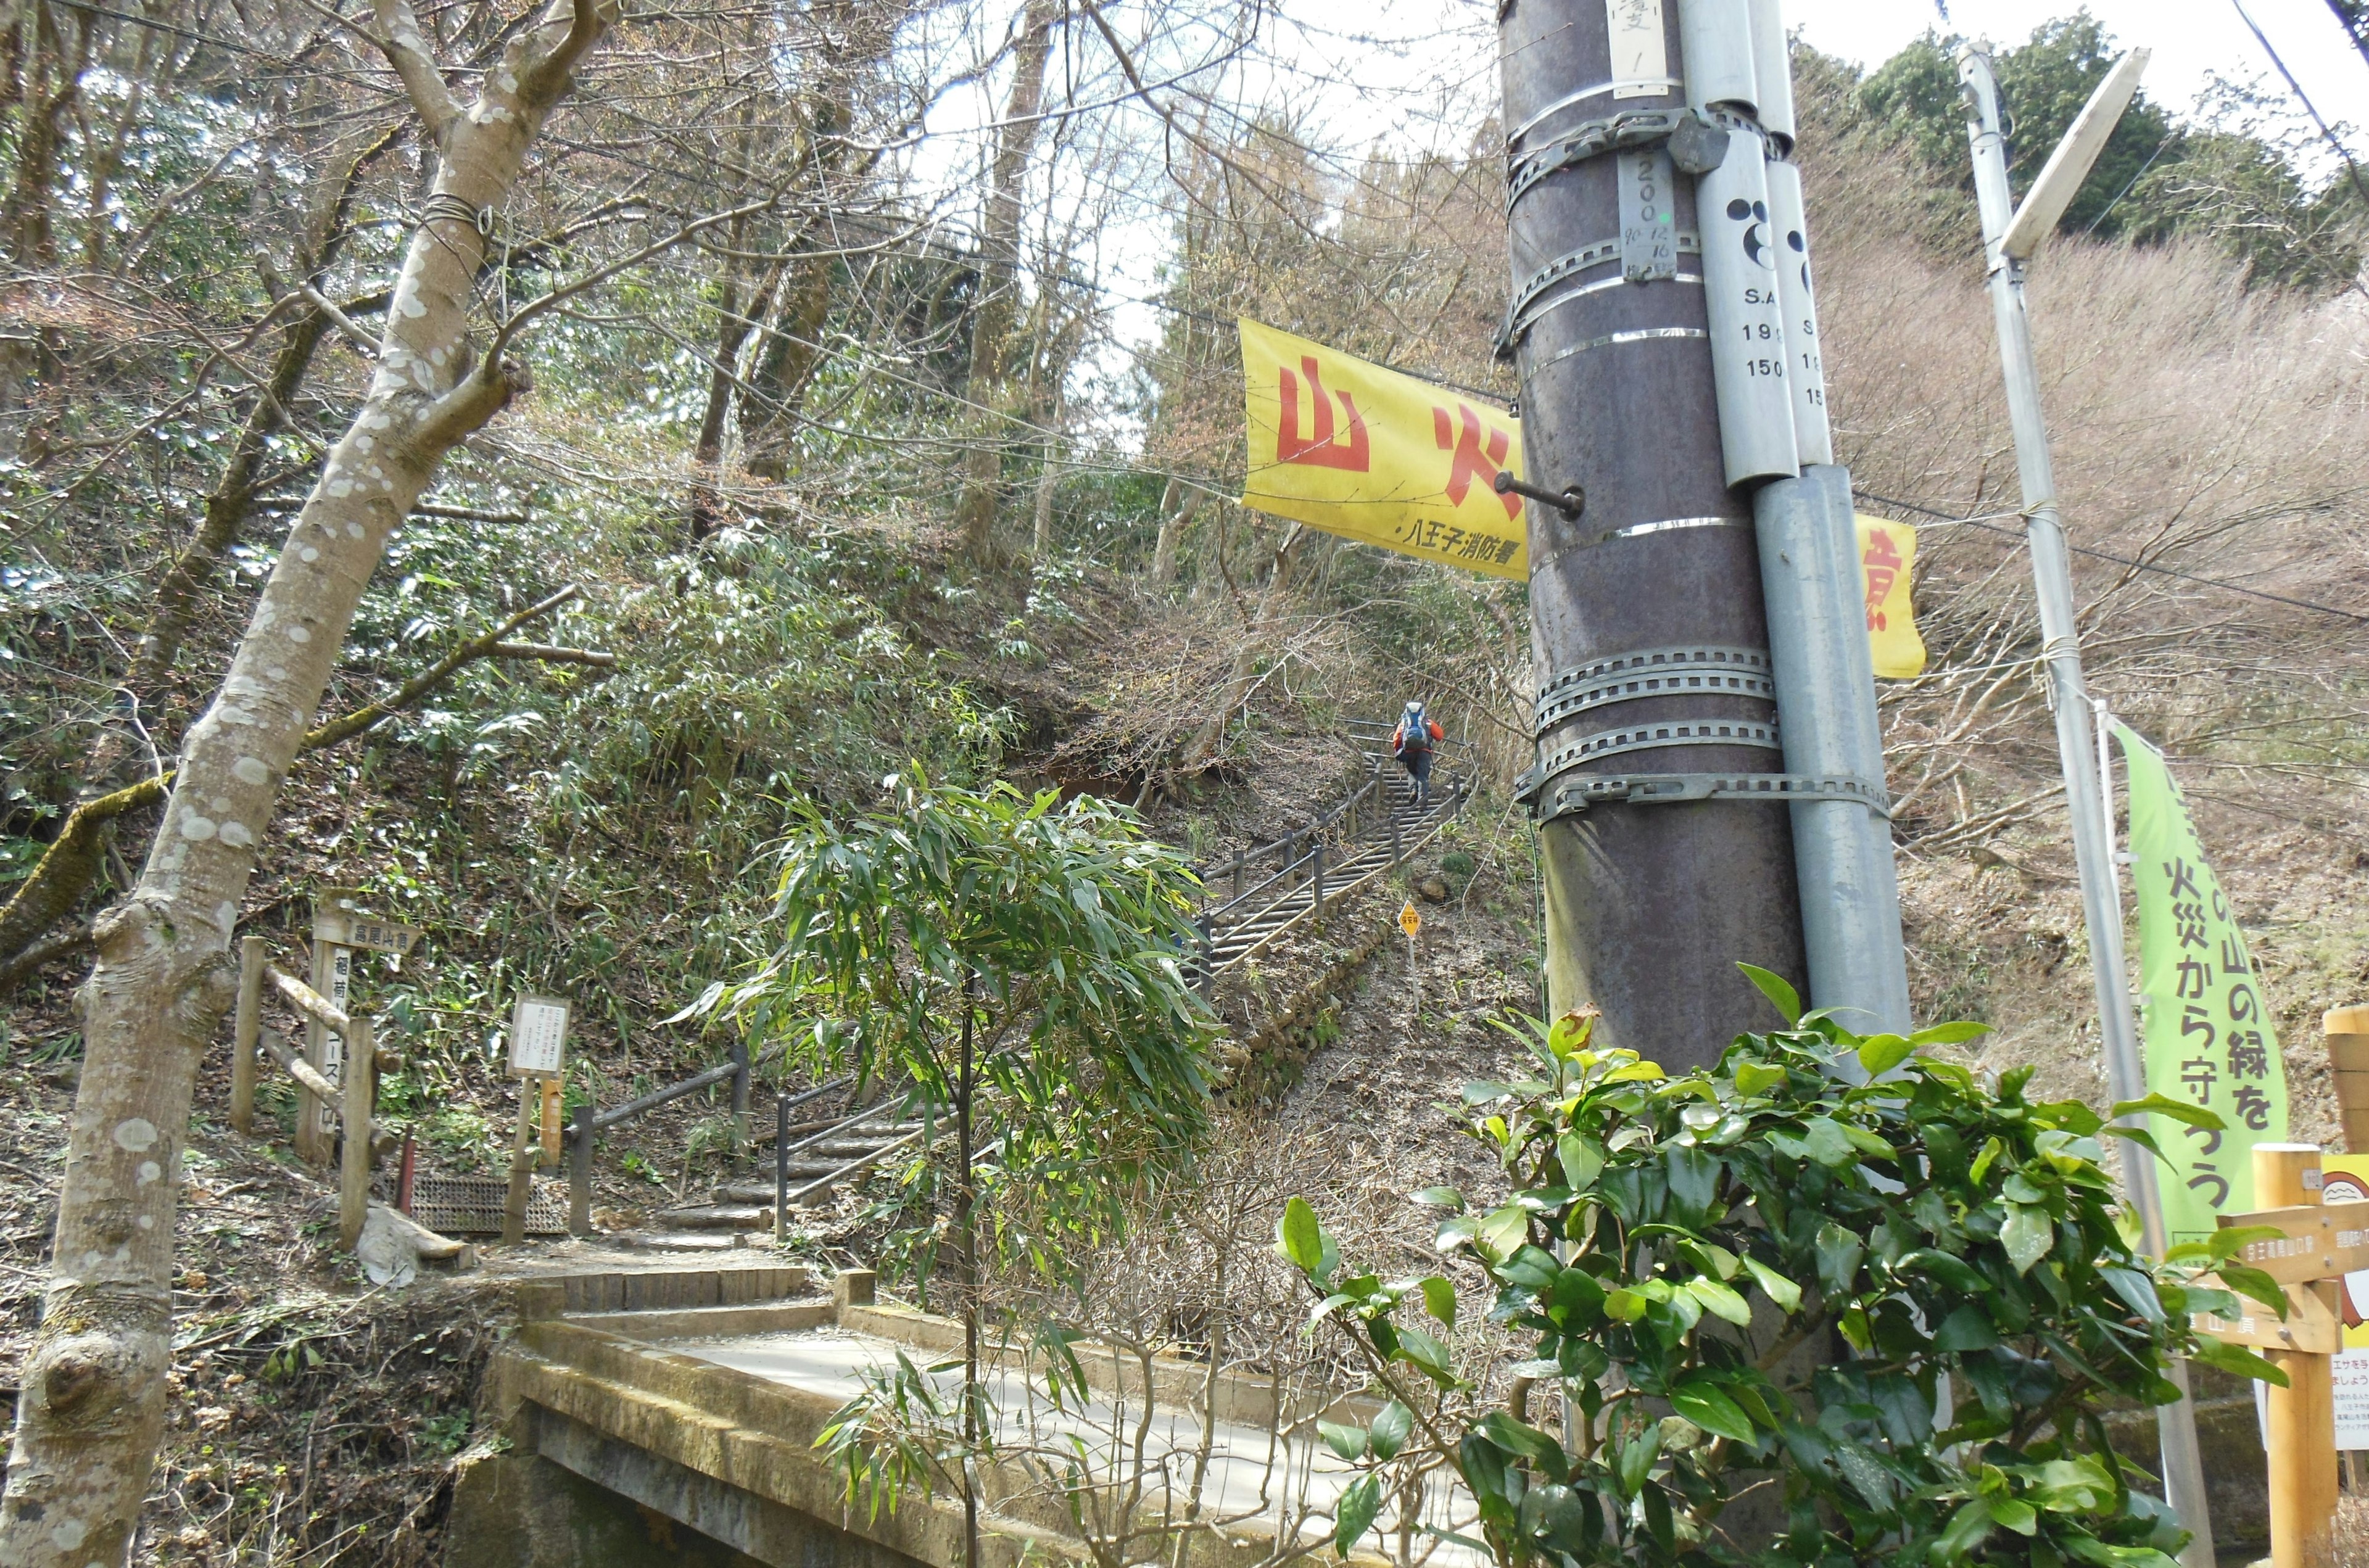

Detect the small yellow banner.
[
  {"left": 1239, "top": 319, "right": 1528, "bottom": 580},
  {"left": 1855, "top": 515, "right": 1925, "bottom": 680}
]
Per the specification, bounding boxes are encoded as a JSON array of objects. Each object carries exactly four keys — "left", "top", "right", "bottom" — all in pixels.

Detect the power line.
[{"left": 1853, "top": 487, "right": 2369, "bottom": 627}]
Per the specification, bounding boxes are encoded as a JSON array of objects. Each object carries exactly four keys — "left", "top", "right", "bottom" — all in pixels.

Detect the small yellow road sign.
[{"left": 1400, "top": 901, "right": 1421, "bottom": 939}]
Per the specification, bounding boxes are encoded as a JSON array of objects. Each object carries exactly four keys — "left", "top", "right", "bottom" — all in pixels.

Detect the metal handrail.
[
  {"left": 1203, "top": 758, "right": 1473, "bottom": 929},
  {"left": 1194, "top": 721, "right": 1468, "bottom": 907}
]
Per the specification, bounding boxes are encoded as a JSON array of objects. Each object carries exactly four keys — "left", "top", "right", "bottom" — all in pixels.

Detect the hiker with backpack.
[{"left": 1392, "top": 699, "right": 1444, "bottom": 807}]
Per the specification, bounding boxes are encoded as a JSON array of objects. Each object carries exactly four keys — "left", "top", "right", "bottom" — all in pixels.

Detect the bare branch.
[
  {"left": 515, "top": 0, "right": 614, "bottom": 111},
  {"left": 301, "top": 587, "right": 589, "bottom": 750},
  {"left": 368, "top": 0, "right": 460, "bottom": 139}
]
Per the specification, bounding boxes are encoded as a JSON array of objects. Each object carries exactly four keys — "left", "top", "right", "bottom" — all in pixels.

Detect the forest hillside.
[{"left": 1, "top": 0, "right": 2366, "bottom": 1558}]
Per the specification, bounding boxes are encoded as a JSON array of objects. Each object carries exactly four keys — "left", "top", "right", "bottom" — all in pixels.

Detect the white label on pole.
[
  {"left": 320, "top": 945, "right": 352, "bottom": 1136},
  {"left": 1607, "top": 0, "right": 1668, "bottom": 98},
  {"left": 1695, "top": 125, "right": 1798, "bottom": 485},
  {"left": 1618, "top": 149, "right": 1678, "bottom": 281},
  {"left": 1763, "top": 159, "right": 1832, "bottom": 468},
  {"left": 510, "top": 996, "right": 571, "bottom": 1078}
]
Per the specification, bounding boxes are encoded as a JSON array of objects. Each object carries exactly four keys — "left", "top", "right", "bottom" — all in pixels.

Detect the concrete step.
[{"left": 655, "top": 1203, "right": 772, "bottom": 1231}]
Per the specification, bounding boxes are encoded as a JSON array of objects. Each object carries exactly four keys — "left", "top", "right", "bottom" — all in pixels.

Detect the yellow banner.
[
  {"left": 1856, "top": 515, "right": 1925, "bottom": 680},
  {"left": 1239, "top": 319, "right": 1528, "bottom": 580}
]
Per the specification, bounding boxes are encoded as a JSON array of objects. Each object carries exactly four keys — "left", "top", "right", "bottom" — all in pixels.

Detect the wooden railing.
[{"left": 230, "top": 935, "right": 379, "bottom": 1250}]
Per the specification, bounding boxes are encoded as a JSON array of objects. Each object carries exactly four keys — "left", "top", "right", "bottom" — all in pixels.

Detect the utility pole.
[
  {"left": 1502, "top": 0, "right": 1806, "bottom": 1068},
  {"left": 1505, "top": 0, "right": 1909, "bottom": 1062},
  {"left": 1958, "top": 44, "right": 2214, "bottom": 1567}
]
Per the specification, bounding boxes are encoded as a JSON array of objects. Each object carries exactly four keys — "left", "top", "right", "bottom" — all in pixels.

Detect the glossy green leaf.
[
  {"left": 2190, "top": 1336, "right": 2289, "bottom": 1387},
  {"left": 2217, "top": 1262, "right": 2289, "bottom": 1317},
  {"left": 1279, "top": 1197, "right": 1324, "bottom": 1274},
  {"left": 1370, "top": 1400, "right": 1413, "bottom": 1462},
  {"left": 1669, "top": 1379, "right": 1756, "bottom": 1442},
  {"left": 2099, "top": 1266, "right": 2165, "bottom": 1324},
  {"left": 1318, "top": 1419, "right": 1368, "bottom": 1462},
  {"left": 1856, "top": 1033, "right": 1914, "bottom": 1076},
  {"left": 1814, "top": 1223, "right": 1865, "bottom": 1296},
  {"left": 2206, "top": 1224, "right": 2285, "bottom": 1263},
  {"left": 1933, "top": 1301, "right": 1999, "bottom": 1351},
  {"left": 1909, "top": 1020, "right": 1993, "bottom": 1046},
  {"left": 1557, "top": 1131, "right": 1604, "bottom": 1193},
  {"left": 2002, "top": 1203, "right": 2054, "bottom": 1273},
  {"left": 1688, "top": 1276, "right": 1753, "bottom": 1327},
  {"left": 1984, "top": 1496, "right": 2038, "bottom": 1535},
  {"left": 1333, "top": 1473, "right": 1381, "bottom": 1557},
  {"left": 1736, "top": 963, "right": 1801, "bottom": 1026},
  {"left": 1394, "top": 1326, "right": 1458, "bottom": 1386},
  {"left": 1476, "top": 1205, "right": 1528, "bottom": 1262},
  {"left": 1934, "top": 1498, "right": 1998, "bottom": 1562},
  {"left": 1740, "top": 1255, "right": 1803, "bottom": 1313},
  {"left": 2108, "top": 1093, "right": 2227, "bottom": 1132},
  {"left": 1417, "top": 1275, "right": 1457, "bottom": 1329},
  {"left": 1410, "top": 1186, "right": 1465, "bottom": 1212}
]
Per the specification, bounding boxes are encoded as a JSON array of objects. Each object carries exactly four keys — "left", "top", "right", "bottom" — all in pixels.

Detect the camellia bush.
[{"left": 1279, "top": 969, "right": 2288, "bottom": 1568}]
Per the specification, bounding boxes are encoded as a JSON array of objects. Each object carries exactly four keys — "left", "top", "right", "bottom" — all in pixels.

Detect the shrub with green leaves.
[{"left": 1277, "top": 971, "right": 2281, "bottom": 1568}]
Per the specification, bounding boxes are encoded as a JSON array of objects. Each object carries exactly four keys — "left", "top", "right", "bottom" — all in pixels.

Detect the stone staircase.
[
  {"left": 653, "top": 1107, "right": 928, "bottom": 1232},
  {"left": 630, "top": 722, "right": 1478, "bottom": 1240},
  {"left": 1198, "top": 722, "right": 1473, "bottom": 973}
]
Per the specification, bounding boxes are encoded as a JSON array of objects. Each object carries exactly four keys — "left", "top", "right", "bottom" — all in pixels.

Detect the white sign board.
[{"left": 508, "top": 995, "right": 571, "bottom": 1078}]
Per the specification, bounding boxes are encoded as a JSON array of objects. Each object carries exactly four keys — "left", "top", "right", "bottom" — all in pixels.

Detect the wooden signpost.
[
  {"left": 2190, "top": 1144, "right": 2364, "bottom": 1568},
  {"left": 297, "top": 888, "right": 421, "bottom": 1168},
  {"left": 503, "top": 994, "right": 571, "bottom": 1245}
]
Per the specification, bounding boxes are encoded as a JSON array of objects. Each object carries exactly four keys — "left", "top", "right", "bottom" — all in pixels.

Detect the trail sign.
[
  {"left": 2219, "top": 1203, "right": 2369, "bottom": 1285},
  {"left": 508, "top": 994, "right": 572, "bottom": 1078},
  {"left": 1400, "top": 901, "right": 1421, "bottom": 939},
  {"left": 313, "top": 906, "right": 423, "bottom": 955}
]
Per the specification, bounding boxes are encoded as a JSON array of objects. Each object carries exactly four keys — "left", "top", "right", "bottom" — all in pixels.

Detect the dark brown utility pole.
[{"left": 1501, "top": 0, "right": 1806, "bottom": 1067}]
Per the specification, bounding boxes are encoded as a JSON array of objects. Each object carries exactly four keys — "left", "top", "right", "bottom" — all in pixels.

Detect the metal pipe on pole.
[
  {"left": 1504, "top": 0, "right": 1808, "bottom": 1070},
  {"left": 1956, "top": 44, "right": 2212, "bottom": 1566},
  {"left": 1742, "top": 0, "right": 1910, "bottom": 1038}
]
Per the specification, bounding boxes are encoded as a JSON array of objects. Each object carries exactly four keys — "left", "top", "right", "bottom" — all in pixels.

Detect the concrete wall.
[
  {"left": 446, "top": 1406, "right": 934, "bottom": 1568},
  {"left": 447, "top": 1452, "right": 766, "bottom": 1568}
]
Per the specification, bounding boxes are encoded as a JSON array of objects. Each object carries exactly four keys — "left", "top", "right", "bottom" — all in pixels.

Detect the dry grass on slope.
[{"left": 1799, "top": 124, "right": 2369, "bottom": 1118}]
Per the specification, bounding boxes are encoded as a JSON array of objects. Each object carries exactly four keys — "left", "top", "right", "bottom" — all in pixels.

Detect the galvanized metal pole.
[
  {"left": 1743, "top": 1, "right": 1911, "bottom": 1039},
  {"left": 1754, "top": 469, "right": 1911, "bottom": 1037},
  {"left": 1958, "top": 46, "right": 2212, "bottom": 1566},
  {"left": 1505, "top": 0, "right": 1808, "bottom": 1068}
]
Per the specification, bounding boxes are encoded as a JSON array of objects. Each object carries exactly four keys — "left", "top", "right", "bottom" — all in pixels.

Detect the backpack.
[{"left": 1396, "top": 706, "right": 1433, "bottom": 758}]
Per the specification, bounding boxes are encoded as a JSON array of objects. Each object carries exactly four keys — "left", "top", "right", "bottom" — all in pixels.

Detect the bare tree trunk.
[
  {"left": 1184, "top": 522, "right": 1302, "bottom": 766},
  {"left": 1028, "top": 397, "right": 1062, "bottom": 564},
  {"left": 0, "top": 0, "right": 610, "bottom": 1554},
  {"left": 1148, "top": 477, "right": 1206, "bottom": 588},
  {"left": 952, "top": 0, "right": 1058, "bottom": 566},
  {"left": 686, "top": 210, "right": 753, "bottom": 540}
]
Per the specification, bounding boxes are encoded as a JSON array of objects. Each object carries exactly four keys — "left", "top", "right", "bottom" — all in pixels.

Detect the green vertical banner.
[{"left": 2114, "top": 722, "right": 2287, "bottom": 1246}]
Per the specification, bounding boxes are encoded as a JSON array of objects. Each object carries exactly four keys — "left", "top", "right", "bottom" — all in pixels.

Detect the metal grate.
[{"left": 405, "top": 1173, "right": 566, "bottom": 1236}]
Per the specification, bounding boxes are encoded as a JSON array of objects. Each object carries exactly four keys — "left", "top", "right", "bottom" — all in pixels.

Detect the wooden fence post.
[
  {"left": 338, "top": 1017, "right": 375, "bottom": 1251},
  {"left": 231, "top": 935, "right": 264, "bottom": 1136},
  {"left": 729, "top": 1037, "right": 751, "bottom": 1167},
  {"left": 502, "top": 1083, "right": 535, "bottom": 1247},
  {"left": 774, "top": 1092, "right": 790, "bottom": 1242},
  {"left": 300, "top": 924, "right": 354, "bottom": 1168},
  {"left": 2255, "top": 1142, "right": 2339, "bottom": 1568},
  {"left": 568, "top": 1100, "right": 594, "bottom": 1237}
]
